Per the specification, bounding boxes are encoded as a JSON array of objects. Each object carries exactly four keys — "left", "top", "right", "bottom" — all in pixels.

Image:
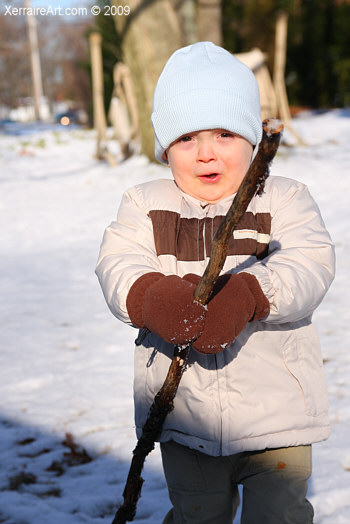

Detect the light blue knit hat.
[{"left": 151, "top": 41, "right": 262, "bottom": 164}]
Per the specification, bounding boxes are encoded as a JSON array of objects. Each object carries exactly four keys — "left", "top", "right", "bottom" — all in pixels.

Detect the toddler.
[{"left": 96, "top": 42, "right": 335, "bottom": 524}]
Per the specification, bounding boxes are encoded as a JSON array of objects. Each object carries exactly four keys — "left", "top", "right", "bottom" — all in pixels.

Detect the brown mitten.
[
  {"left": 126, "top": 272, "right": 164, "bottom": 328},
  {"left": 189, "top": 272, "right": 269, "bottom": 354},
  {"left": 126, "top": 273, "right": 206, "bottom": 345}
]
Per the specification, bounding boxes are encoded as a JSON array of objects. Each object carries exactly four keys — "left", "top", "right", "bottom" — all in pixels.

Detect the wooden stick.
[
  {"left": 194, "top": 118, "right": 283, "bottom": 304},
  {"left": 111, "top": 118, "right": 283, "bottom": 524}
]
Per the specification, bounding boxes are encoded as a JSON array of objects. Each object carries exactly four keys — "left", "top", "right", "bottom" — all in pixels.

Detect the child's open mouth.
[{"left": 198, "top": 173, "right": 221, "bottom": 182}]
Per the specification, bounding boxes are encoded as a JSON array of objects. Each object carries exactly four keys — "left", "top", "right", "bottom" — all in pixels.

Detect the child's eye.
[
  {"left": 220, "top": 132, "right": 234, "bottom": 138},
  {"left": 178, "top": 135, "right": 193, "bottom": 142}
]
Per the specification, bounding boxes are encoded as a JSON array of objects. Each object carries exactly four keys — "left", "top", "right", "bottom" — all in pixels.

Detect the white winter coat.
[{"left": 96, "top": 176, "right": 335, "bottom": 456}]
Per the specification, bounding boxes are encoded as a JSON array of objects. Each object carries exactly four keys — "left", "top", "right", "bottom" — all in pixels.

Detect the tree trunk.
[
  {"left": 177, "top": 0, "right": 197, "bottom": 45},
  {"left": 112, "top": 0, "right": 182, "bottom": 161},
  {"left": 25, "top": 0, "right": 44, "bottom": 120},
  {"left": 197, "top": 0, "right": 222, "bottom": 46}
]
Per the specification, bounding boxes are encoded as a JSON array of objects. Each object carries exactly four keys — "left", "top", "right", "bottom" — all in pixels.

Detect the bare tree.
[
  {"left": 112, "top": 0, "right": 183, "bottom": 160},
  {"left": 39, "top": 18, "right": 91, "bottom": 111},
  {"left": 111, "top": 0, "right": 223, "bottom": 160},
  {"left": 0, "top": 11, "right": 91, "bottom": 115},
  {"left": 0, "top": 14, "right": 31, "bottom": 108}
]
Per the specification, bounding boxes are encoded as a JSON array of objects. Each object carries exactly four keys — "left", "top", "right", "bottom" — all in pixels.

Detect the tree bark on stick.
[{"left": 111, "top": 119, "right": 283, "bottom": 524}]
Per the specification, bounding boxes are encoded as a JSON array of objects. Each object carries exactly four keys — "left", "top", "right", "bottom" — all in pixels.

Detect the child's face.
[{"left": 165, "top": 129, "right": 253, "bottom": 203}]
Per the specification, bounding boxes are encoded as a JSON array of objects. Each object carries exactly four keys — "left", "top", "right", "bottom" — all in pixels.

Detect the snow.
[{"left": 0, "top": 110, "right": 349, "bottom": 523}]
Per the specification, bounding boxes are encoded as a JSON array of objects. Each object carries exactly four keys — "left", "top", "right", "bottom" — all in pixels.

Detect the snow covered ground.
[{"left": 0, "top": 110, "right": 349, "bottom": 523}]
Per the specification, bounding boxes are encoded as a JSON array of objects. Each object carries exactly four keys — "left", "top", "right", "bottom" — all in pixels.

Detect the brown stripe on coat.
[
  {"left": 148, "top": 210, "right": 271, "bottom": 261},
  {"left": 148, "top": 210, "right": 205, "bottom": 261}
]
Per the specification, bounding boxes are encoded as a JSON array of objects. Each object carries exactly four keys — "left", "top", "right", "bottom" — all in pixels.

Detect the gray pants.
[{"left": 161, "top": 440, "right": 313, "bottom": 524}]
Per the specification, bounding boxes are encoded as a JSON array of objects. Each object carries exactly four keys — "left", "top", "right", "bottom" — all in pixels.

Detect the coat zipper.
[{"left": 203, "top": 207, "right": 223, "bottom": 454}]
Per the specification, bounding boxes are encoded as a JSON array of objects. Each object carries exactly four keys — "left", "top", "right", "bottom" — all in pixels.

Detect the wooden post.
[
  {"left": 273, "top": 11, "right": 291, "bottom": 124},
  {"left": 89, "top": 32, "right": 116, "bottom": 165},
  {"left": 25, "top": 0, "right": 44, "bottom": 121},
  {"left": 114, "top": 64, "right": 139, "bottom": 142},
  {"left": 235, "top": 48, "right": 278, "bottom": 120},
  {"left": 273, "top": 11, "right": 305, "bottom": 144}
]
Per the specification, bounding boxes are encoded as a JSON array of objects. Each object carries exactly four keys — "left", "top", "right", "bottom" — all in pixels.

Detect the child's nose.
[{"left": 197, "top": 140, "right": 217, "bottom": 162}]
